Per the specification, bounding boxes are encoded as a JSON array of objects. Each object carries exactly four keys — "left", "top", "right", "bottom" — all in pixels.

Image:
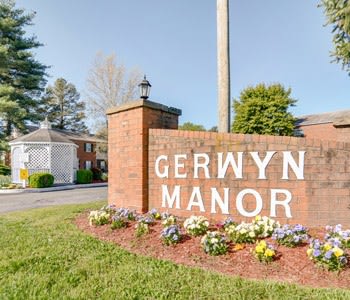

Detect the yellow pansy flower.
[
  {"left": 255, "top": 246, "right": 264, "bottom": 253},
  {"left": 259, "top": 240, "right": 267, "bottom": 248},
  {"left": 333, "top": 247, "right": 344, "bottom": 257},
  {"left": 324, "top": 243, "right": 332, "bottom": 251},
  {"left": 264, "top": 249, "right": 275, "bottom": 257},
  {"left": 306, "top": 248, "right": 313, "bottom": 256}
]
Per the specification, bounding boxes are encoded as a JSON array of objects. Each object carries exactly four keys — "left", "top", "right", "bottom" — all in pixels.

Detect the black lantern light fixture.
[{"left": 138, "top": 75, "right": 152, "bottom": 100}]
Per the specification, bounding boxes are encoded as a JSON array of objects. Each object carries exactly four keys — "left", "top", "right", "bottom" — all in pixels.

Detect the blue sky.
[{"left": 16, "top": 0, "right": 350, "bottom": 130}]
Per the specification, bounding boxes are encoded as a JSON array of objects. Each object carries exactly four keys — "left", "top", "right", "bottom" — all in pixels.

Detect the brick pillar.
[{"left": 107, "top": 99, "right": 181, "bottom": 212}]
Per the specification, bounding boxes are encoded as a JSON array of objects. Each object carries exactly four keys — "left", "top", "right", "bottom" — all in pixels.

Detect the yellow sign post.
[
  {"left": 20, "top": 169, "right": 29, "bottom": 188},
  {"left": 20, "top": 169, "right": 29, "bottom": 180}
]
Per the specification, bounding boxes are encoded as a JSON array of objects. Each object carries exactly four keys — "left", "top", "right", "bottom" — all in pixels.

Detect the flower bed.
[{"left": 75, "top": 207, "right": 350, "bottom": 289}]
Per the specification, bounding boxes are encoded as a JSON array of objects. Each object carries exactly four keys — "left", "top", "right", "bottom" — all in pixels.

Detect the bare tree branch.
[{"left": 84, "top": 52, "right": 142, "bottom": 126}]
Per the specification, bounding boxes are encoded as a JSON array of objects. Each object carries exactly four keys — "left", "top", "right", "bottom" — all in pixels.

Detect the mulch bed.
[{"left": 75, "top": 212, "right": 350, "bottom": 290}]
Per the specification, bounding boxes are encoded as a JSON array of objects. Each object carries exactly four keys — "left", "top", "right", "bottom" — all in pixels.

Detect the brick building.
[
  {"left": 296, "top": 109, "right": 350, "bottom": 143},
  {"left": 53, "top": 129, "right": 107, "bottom": 171}
]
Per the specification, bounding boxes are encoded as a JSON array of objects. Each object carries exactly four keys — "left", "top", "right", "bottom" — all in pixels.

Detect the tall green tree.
[
  {"left": 179, "top": 122, "right": 206, "bottom": 131},
  {"left": 0, "top": 0, "right": 47, "bottom": 141},
  {"left": 232, "top": 83, "right": 297, "bottom": 136},
  {"left": 40, "top": 78, "right": 87, "bottom": 132},
  {"left": 320, "top": 0, "right": 350, "bottom": 75}
]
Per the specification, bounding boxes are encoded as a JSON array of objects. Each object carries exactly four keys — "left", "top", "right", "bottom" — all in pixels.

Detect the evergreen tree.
[
  {"left": 232, "top": 83, "right": 297, "bottom": 136},
  {"left": 40, "top": 78, "right": 87, "bottom": 132},
  {"left": 320, "top": 0, "right": 350, "bottom": 75},
  {"left": 0, "top": 0, "right": 47, "bottom": 141}
]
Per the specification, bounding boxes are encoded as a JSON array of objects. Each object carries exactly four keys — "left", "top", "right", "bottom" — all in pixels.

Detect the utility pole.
[{"left": 217, "top": 0, "right": 231, "bottom": 133}]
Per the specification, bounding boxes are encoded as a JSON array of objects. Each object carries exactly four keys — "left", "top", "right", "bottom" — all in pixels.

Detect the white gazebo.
[{"left": 9, "top": 120, "right": 78, "bottom": 184}]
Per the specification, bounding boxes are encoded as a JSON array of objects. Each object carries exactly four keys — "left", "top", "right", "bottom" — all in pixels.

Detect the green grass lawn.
[{"left": 0, "top": 201, "right": 349, "bottom": 300}]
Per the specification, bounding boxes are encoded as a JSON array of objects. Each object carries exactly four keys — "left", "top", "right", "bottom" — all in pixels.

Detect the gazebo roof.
[{"left": 9, "top": 120, "right": 75, "bottom": 145}]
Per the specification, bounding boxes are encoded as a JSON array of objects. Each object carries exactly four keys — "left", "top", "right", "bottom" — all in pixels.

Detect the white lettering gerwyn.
[
  {"left": 155, "top": 151, "right": 305, "bottom": 180},
  {"left": 155, "top": 151, "right": 306, "bottom": 219}
]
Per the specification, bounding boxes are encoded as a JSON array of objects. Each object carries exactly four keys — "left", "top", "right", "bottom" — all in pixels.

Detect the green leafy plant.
[
  {"left": 115, "top": 207, "right": 137, "bottom": 221},
  {"left": 325, "top": 224, "right": 350, "bottom": 249},
  {"left": 178, "top": 122, "right": 206, "bottom": 131},
  {"left": 272, "top": 224, "right": 309, "bottom": 247},
  {"left": 91, "top": 167, "right": 102, "bottom": 180},
  {"left": 99, "top": 204, "right": 117, "bottom": 215},
  {"left": 148, "top": 208, "right": 161, "bottom": 220},
  {"left": 110, "top": 207, "right": 137, "bottom": 229},
  {"left": 160, "top": 225, "right": 182, "bottom": 245},
  {"left": 28, "top": 173, "right": 54, "bottom": 188},
  {"left": 101, "top": 172, "right": 108, "bottom": 181},
  {"left": 252, "top": 215, "right": 280, "bottom": 238},
  {"left": 135, "top": 222, "right": 150, "bottom": 237},
  {"left": 76, "top": 169, "right": 93, "bottom": 184},
  {"left": 232, "top": 83, "right": 297, "bottom": 136},
  {"left": 319, "top": 0, "right": 350, "bottom": 75},
  {"left": 201, "top": 231, "right": 228, "bottom": 256},
  {"left": 0, "top": 175, "right": 11, "bottom": 187},
  {"left": 134, "top": 215, "right": 154, "bottom": 237},
  {"left": 111, "top": 215, "right": 127, "bottom": 229},
  {"left": 162, "top": 215, "right": 177, "bottom": 227},
  {"left": 0, "top": 164, "right": 11, "bottom": 176},
  {"left": 225, "top": 222, "right": 257, "bottom": 244},
  {"left": 88, "top": 210, "right": 110, "bottom": 226},
  {"left": 222, "top": 216, "right": 236, "bottom": 229},
  {"left": 307, "top": 239, "right": 348, "bottom": 271},
  {"left": 88, "top": 205, "right": 116, "bottom": 226}
]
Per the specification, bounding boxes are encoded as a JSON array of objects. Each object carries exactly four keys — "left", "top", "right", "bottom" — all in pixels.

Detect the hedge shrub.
[
  {"left": 76, "top": 169, "right": 93, "bottom": 184},
  {"left": 101, "top": 173, "right": 108, "bottom": 182},
  {"left": 28, "top": 173, "right": 54, "bottom": 188},
  {"left": 91, "top": 167, "right": 102, "bottom": 180},
  {"left": 0, "top": 175, "right": 11, "bottom": 187},
  {"left": 0, "top": 164, "right": 11, "bottom": 176}
]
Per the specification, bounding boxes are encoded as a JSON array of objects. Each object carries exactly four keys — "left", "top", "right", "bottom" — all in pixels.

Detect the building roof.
[
  {"left": 54, "top": 128, "right": 106, "bottom": 143},
  {"left": 10, "top": 122, "right": 106, "bottom": 144},
  {"left": 9, "top": 127, "right": 76, "bottom": 144},
  {"left": 296, "top": 109, "right": 350, "bottom": 127}
]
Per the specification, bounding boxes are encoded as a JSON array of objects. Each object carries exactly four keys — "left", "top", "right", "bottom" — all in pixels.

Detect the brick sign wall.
[
  {"left": 149, "top": 130, "right": 350, "bottom": 226},
  {"left": 108, "top": 100, "right": 350, "bottom": 227}
]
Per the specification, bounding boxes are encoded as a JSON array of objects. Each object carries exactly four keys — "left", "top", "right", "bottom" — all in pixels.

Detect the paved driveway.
[{"left": 0, "top": 186, "right": 107, "bottom": 214}]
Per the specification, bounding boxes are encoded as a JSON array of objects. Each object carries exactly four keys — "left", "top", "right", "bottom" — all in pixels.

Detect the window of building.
[
  {"left": 85, "top": 143, "right": 93, "bottom": 153},
  {"left": 85, "top": 160, "right": 92, "bottom": 169}
]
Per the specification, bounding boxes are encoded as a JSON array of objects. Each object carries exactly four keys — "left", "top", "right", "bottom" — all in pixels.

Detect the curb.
[{"left": 0, "top": 182, "right": 108, "bottom": 194}]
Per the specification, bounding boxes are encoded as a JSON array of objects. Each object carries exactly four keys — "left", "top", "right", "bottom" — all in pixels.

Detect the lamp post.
[{"left": 139, "top": 75, "right": 152, "bottom": 100}]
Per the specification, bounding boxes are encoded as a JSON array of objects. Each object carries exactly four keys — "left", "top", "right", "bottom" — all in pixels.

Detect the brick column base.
[{"left": 107, "top": 99, "right": 181, "bottom": 212}]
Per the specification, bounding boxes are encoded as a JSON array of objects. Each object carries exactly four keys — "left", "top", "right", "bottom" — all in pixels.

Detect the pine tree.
[
  {"left": 40, "top": 78, "right": 88, "bottom": 132},
  {"left": 0, "top": 0, "right": 47, "bottom": 141}
]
